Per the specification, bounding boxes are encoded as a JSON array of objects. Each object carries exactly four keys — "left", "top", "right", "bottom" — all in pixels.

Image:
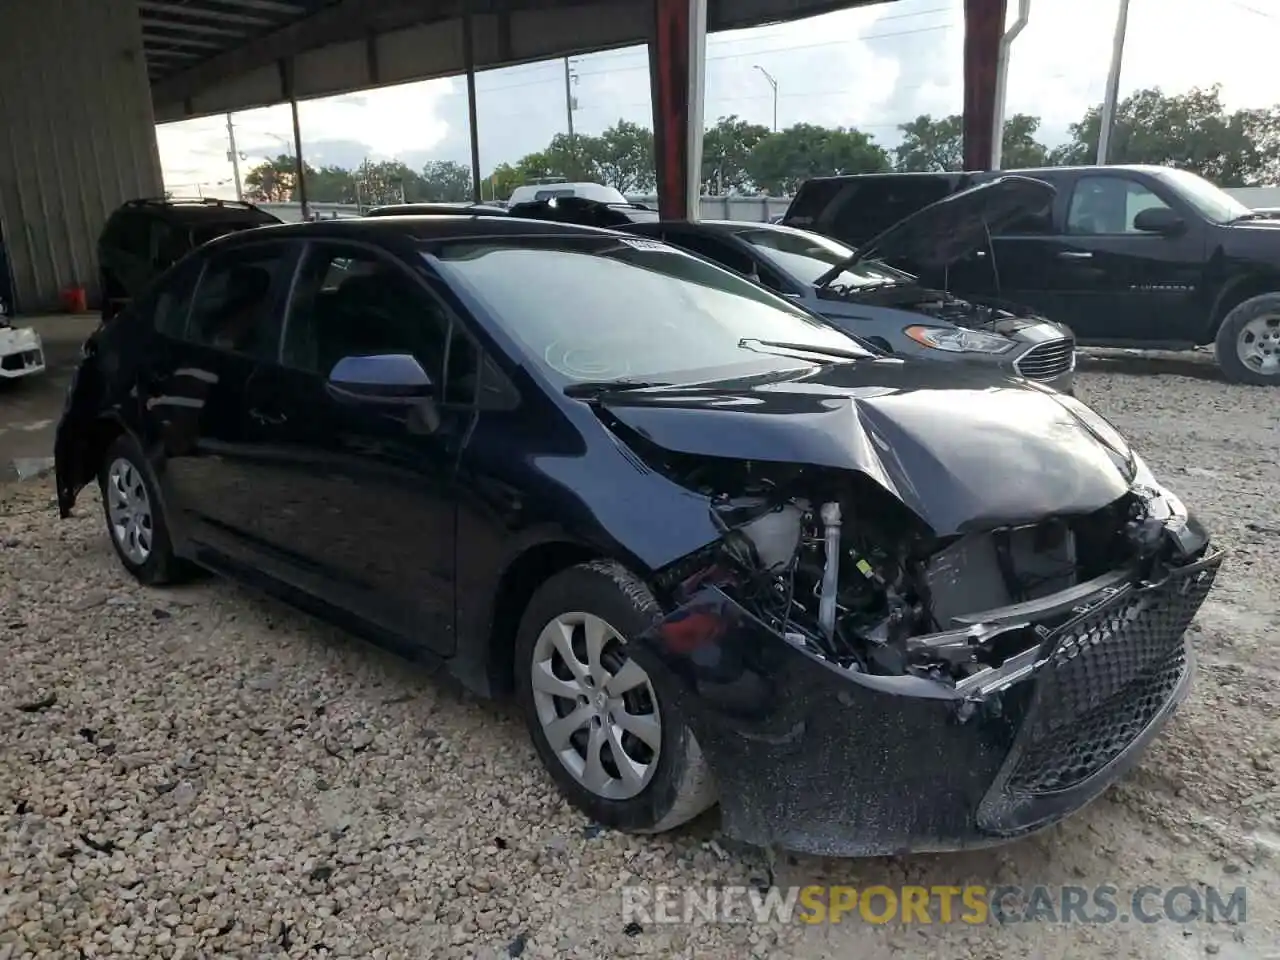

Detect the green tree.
[
  {"left": 894, "top": 114, "right": 964, "bottom": 172},
  {"left": 244, "top": 154, "right": 308, "bottom": 201},
  {"left": 593, "top": 121, "right": 655, "bottom": 193},
  {"left": 418, "top": 160, "right": 474, "bottom": 201},
  {"left": 308, "top": 164, "right": 357, "bottom": 203},
  {"left": 702, "top": 115, "right": 771, "bottom": 193},
  {"left": 1051, "top": 85, "right": 1280, "bottom": 185},
  {"left": 746, "top": 124, "right": 890, "bottom": 195},
  {"left": 894, "top": 113, "right": 1048, "bottom": 172}
]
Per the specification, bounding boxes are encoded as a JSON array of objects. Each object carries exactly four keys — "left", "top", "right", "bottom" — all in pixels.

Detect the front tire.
[
  {"left": 1214, "top": 293, "right": 1280, "bottom": 385},
  {"left": 515, "top": 560, "right": 717, "bottom": 833},
  {"left": 97, "top": 434, "right": 187, "bottom": 585}
]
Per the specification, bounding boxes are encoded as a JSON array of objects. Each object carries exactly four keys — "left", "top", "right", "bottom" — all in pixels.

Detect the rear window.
[{"left": 786, "top": 176, "right": 964, "bottom": 247}]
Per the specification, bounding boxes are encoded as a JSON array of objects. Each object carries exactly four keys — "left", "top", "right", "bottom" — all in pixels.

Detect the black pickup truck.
[{"left": 784, "top": 165, "right": 1280, "bottom": 385}]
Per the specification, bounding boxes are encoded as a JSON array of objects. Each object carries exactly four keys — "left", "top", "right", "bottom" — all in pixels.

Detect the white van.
[{"left": 507, "top": 181, "right": 630, "bottom": 206}]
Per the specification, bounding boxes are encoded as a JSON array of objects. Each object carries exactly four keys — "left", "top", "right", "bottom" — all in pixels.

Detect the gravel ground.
[{"left": 2, "top": 351, "right": 1279, "bottom": 959}]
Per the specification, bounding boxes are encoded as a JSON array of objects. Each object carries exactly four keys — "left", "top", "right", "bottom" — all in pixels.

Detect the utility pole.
[
  {"left": 563, "top": 57, "right": 578, "bottom": 136},
  {"left": 754, "top": 65, "right": 778, "bottom": 132},
  {"left": 1096, "top": 0, "right": 1131, "bottom": 166},
  {"left": 224, "top": 113, "right": 243, "bottom": 201}
]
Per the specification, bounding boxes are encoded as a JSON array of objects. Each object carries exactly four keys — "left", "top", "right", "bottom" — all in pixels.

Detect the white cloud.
[{"left": 156, "top": 0, "right": 1280, "bottom": 196}]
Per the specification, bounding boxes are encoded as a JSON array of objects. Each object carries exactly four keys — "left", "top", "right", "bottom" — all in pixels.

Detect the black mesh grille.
[
  {"left": 1014, "top": 337, "right": 1075, "bottom": 381},
  {"left": 1003, "top": 552, "right": 1221, "bottom": 795}
]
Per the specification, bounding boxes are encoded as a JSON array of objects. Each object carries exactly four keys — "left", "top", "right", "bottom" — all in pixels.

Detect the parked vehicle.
[
  {"left": 785, "top": 165, "right": 1280, "bottom": 385},
  {"left": 508, "top": 196, "right": 659, "bottom": 228},
  {"left": 365, "top": 202, "right": 509, "bottom": 217},
  {"left": 97, "top": 198, "right": 281, "bottom": 323},
  {"left": 55, "top": 215, "right": 1221, "bottom": 856},
  {"left": 622, "top": 177, "right": 1075, "bottom": 393},
  {"left": 507, "top": 181, "right": 631, "bottom": 206},
  {"left": 0, "top": 312, "right": 44, "bottom": 380}
]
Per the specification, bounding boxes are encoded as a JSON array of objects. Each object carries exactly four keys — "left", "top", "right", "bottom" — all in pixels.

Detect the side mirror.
[
  {"left": 1132, "top": 207, "right": 1184, "bottom": 235},
  {"left": 326, "top": 353, "right": 434, "bottom": 404}
]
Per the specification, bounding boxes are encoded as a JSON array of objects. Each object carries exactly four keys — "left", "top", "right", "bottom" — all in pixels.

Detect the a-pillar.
[
  {"left": 962, "top": 0, "right": 1007, "bottom": 172},
  {"left": 649, "top": 0, "right": 707, "bottom": 221}
]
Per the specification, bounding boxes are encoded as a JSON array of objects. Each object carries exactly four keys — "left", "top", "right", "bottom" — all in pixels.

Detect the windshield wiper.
[
  {"left": 1229, "top": 211, "right": 1271, "bottom": 223},
  {"left": 738, "top": 338, "right": 868, "bottom": 363},
  {"left": 563, "top": 378, "right": 670, "bottom": 398}
]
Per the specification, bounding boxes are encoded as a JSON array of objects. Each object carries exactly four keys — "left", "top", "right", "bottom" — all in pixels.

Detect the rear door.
[
  {"left": 150, "top": 240, "right": 301, "bottom": 563},
  {"left": 1033, "top": 172, "right": 1207, "bottom": 342}
]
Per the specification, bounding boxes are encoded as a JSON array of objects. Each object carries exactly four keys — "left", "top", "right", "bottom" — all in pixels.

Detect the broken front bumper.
[
  {"left": 0, "top": 326, "right": 45, "bottom": 379},
  {"left": 635, "top": 548, "right": 1223, "bottom": 857}
]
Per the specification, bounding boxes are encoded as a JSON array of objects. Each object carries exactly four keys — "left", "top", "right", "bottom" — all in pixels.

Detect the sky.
[{"left": 156, "top": 0, "right": 1280, "bottom": 197}]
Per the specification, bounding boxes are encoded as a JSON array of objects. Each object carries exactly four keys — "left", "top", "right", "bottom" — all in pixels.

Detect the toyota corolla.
[{"left": 54, "top": 216, "right": 1221, "bottom": 856}]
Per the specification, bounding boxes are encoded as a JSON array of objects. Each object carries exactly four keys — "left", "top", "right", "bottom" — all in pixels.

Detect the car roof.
[
  {"left": 207, "top": 214, "right": 632, "bottom": 249},
  {"left": 640, "top": 219, "right": 821, "bottom": 238},
  {"left": 116, "top": 198, "right": 275, "bottom": 222}
]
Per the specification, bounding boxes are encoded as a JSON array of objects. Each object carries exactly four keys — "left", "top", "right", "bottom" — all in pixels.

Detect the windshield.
[
  {"left": 1153, "top": 167, "right": 1252, "bottom": 223},
  {"left": 429, "top": 236, "right": 874, "bottom": 386},
  {"left": 736, "top": 227, "right": 915, "bottom": 289}
]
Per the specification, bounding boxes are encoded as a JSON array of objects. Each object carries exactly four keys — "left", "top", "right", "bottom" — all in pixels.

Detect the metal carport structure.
[{"left": 0, "top": 0, "right": 1011, "bottom": 313}]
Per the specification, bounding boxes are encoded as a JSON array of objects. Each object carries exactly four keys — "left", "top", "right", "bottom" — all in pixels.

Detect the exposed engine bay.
[
  {"left": 653, "top": 457, "right": 1207, "bottom": 690},
  {"left": 821, "top": 278, "right": 1048, "bottom": 336}
]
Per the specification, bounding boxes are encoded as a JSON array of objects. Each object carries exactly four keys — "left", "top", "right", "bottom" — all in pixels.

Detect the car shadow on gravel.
[{"left": 1075, "top": 350, "right": 1230, "bottom": 383}]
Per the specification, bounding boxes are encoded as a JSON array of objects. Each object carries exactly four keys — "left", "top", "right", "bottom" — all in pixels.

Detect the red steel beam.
[
  {"left": 650, "top": 0, "right": 692, "bottom": 220},
  {"left": 962, "top": 0, "right": 1006, "bottom": 171}
]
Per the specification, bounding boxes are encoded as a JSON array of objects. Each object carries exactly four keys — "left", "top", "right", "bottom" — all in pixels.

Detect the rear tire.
[
  {"left": 1214, "top": 293, "right": 1280, "bottom": 385},
  {"left": 514, "top": 560, "right": 717, "bottom": 834},
  {"left": 97, "top": 434, "right": 189, "bottom": 585}
]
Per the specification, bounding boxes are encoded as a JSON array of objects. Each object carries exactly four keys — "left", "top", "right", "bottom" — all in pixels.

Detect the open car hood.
[
  {"left": 850, "top": 175, "right": 1056, "bottom": 272},
  {"left": 595, "top": 361, "right": 1133, "bottom": 537}
]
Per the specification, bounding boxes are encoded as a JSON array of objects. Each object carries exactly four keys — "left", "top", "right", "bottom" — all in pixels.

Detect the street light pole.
[
  {"left": 225, "top": 113, "right": 244, "bottom": 201},
  {"left": 1097, "top": 0, "right": 1131, "bottom": 166},
  {"left": 754, "top": 65, "right": 778, "bottom": 132},
  {"left": 563, "top": 57, "right": 578, "bottom": 137}
]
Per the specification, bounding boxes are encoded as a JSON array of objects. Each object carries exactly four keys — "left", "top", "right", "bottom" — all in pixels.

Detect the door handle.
[
  {"left": 1056, "top": 251, "right": 1093, "bottom": 260},
  {"left": 248, "top": 407, "right": 287, "bottom": 425}
]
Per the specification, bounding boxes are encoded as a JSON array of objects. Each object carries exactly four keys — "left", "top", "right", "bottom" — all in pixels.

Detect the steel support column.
[
  {"left": 962, "top": 0, "right": 1006, "bottom": 171},
  {"left": 463, "top": 8, "right": 483, "bottom": 203},
  {"left": 649, "top": 0, "right": 707, "bottom": 220}
]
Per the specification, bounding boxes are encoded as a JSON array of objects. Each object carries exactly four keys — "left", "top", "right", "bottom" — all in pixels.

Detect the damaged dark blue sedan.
[{"left": 55, "top": 215, "right": 1222, "bottom": 857}]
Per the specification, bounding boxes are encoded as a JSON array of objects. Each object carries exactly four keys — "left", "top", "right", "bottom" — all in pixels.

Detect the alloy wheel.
[
  {"left": 105, "top": 458, "right": 153, "bottom": 565},
  {"left": 1237, "top": 312, "right": 1280, "bottom": 377},
  {"left": 529, "top": 612, "right": 662, "bottom": 800}
]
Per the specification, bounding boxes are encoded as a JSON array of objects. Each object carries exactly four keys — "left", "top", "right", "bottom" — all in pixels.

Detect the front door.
[
  {"left": 234, "top": 241, "right": 466, "bottom": 655},
  {"left": 1041, "top": 173, "right": 1207, "bottom": 343}
]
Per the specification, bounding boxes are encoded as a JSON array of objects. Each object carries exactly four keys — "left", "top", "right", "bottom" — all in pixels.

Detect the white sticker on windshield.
[{"left": 616, "top": 238, "right": 668, "bottom": 252}]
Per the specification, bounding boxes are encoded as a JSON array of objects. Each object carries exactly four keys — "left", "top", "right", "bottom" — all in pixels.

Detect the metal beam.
[
  {"left": 151, "top": 0, "right": 423, "bottom": 107},
  {"left": 962, "top": 0, "right": 1006, "bottom": 171},
  {"left": 142, "top": 32, "right": 225, "bottom": 50},
  {"left": 138, "top": 1, "right": 274, "bottom": 27},
  {"left": 140, "top": 17, "right": 250, "bottom": 38}
]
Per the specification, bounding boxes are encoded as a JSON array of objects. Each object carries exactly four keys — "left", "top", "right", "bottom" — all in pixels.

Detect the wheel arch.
[
  {"left": 481, "top": 539, "right": 609, "bottom": 697},
  {"left": 1207, "top": 272, "right": 1280, "bottom": 341}
]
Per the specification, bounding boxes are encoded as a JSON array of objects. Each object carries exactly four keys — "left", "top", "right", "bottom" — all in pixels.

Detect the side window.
[
  {"left": 153, "top": 259, "right": 203, "bottom": 338},
  {"left": 109, "top": 212, "right": 151, "bottom": 254},
  {"left": 281, "top": 244, "right": 479, "bottom": 405},
  {"left": 1067, "top": 176, "right": 1171, "bottom": 235},
  {"left": 185, "top": 244, "right": 292, "bottom": 360},
  {"left": 663, "top": 232, "right": 755, "bottom": 276}
]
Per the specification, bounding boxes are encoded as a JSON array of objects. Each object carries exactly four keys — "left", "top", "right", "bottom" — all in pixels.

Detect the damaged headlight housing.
[{"left": 903, "top": 325, "right": 1016, "bottom": 354}]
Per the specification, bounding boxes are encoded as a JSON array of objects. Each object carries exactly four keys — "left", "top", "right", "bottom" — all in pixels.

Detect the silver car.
[{"left": 624, "top": 177, "right": 1076, "bottom": 393}]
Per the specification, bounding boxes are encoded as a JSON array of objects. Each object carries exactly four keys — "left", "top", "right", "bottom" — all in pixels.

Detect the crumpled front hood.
[
  {"left": 598, "top": 362, "right": 1134, "bottom": 536},
  {"left": 854, "top": 175, "right": 1057, "bottom": 272}
]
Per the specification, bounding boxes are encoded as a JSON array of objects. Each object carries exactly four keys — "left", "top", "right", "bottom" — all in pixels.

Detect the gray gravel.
[{"left": 2, "top": 351, "right": 1279, "bottom": 958}]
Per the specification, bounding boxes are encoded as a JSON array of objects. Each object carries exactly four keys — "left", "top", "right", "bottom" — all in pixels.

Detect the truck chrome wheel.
[{"left": 1237, "top": 312, "right": 1280, "bottom": 377}]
